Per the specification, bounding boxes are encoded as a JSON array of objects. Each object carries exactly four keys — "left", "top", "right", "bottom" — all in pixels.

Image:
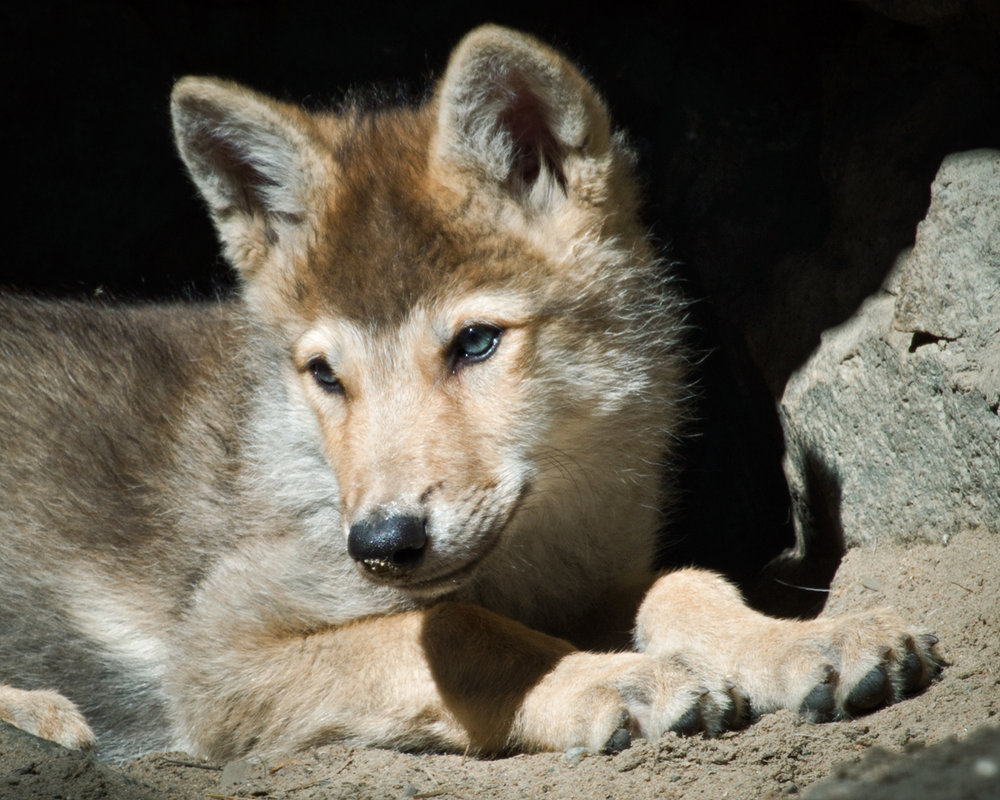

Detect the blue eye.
[
  {"left": 308, "top": 357, "right": 344, "bottom": 394},
  {"left": 451, "top": 324, "right": 502, "bottom": 369}
]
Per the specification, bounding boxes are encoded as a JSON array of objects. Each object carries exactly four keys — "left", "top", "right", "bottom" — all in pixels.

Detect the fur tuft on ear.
[
  {"left": 434, "top": 25, "right": 613, "bottom": 211},
  {"left": 171, "top": 77, "right": 328, "bottom": 270}
]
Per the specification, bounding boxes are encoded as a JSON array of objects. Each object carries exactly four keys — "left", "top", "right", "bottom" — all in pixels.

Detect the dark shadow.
[
  {"left": 659, "top": 302, "right": 798, "bottom": 614},
  {"left": 661, "top": 352, "right": 846, "bottom": 619},
  {"left": 665, "top": 431, "right": 845, "bottom": 619},
  {"left": 752, "top": 449, "right": 846, "bottom": 619}
]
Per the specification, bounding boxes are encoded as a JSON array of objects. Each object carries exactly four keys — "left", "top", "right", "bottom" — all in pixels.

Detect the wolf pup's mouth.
[{"left": 348, "top": 486, "right": 530, "bottom": 595}]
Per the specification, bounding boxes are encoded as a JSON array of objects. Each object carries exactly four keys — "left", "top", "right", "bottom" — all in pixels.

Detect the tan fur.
[
  {"left": 0, "top": 26, "right": 940, "bottom": 762},
  {"left": 0, "top": 687, "right": 96, "bottom": 751}
]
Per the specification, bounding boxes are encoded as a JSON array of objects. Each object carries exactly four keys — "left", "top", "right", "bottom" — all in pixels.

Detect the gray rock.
[
  {"left": 802, "top": 724, "right": 1000, "bottom": 800},
  {"left": 779, "top": 149, "right": 1000, "bottom": 554},
  {"left": 219, "top": 758, "right": 253, "bottom": 789},
  {"left": 896, "top": 150, "right": 1000, "bottom": 347}
]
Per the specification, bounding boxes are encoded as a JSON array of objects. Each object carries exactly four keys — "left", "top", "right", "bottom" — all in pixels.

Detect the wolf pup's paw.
[
  {"left": 697, "top": 609, "right": 946, "bottom": 723},
  {"left": 513, "top": 651, "right": 746, "bottom": 754},
  {"left": 776, "top": 611, "right": 944, "bottom": 721},
  {"left": 0, "top": 686, "right": 97, "bottom": 751},
  {"left": 633, "top": 569, "right": 943, "bottom": 725}
]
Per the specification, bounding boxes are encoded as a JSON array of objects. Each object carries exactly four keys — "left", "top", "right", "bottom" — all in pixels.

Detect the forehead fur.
[{"left": 292, "top": 104, "right": 549, "bottom": 326}]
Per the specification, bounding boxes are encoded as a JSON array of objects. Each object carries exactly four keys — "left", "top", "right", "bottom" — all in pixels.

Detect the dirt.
[{"left": 2, "top": 528, "right": 997, "bottom": 800}]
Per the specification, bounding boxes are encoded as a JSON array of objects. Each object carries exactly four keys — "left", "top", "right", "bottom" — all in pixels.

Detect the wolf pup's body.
[{"left": 0, "top": 26, "right": 940, "bottom": 761}]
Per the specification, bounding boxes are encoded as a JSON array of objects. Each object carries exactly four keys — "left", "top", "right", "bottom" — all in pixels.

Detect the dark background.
[{"left": 4, "top": 0, "right": 998, "bottom": 612}]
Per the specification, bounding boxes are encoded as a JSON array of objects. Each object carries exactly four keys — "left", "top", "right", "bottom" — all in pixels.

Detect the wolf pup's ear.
[
  {"left": 433, "top": 25, "right": 614, "bottom": 214},
  {"left": 171, "top": 77, "right": 327, "bottom": 274}
]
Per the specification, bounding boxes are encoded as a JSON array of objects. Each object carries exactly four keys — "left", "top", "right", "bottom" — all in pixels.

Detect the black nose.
[{"left": 347, "top": 513, "right": 427, "bottom": 574}]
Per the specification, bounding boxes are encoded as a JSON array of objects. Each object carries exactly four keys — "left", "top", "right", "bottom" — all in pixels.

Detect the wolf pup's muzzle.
[{"left": 348, "top": 512, "right": 427, "bottom": 577}]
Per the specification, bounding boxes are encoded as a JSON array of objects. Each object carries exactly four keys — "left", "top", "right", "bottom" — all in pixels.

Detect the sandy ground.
[{"left": 2, "top": 527, "right": 997, "bottom": 800}]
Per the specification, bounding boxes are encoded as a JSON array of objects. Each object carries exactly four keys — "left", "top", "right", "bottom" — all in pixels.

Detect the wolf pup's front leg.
[
  {"left": 634, "top": 569, "right": 943, "bottom": 723},
  {"left": 169, "top": 602, "right": 741, "bottom": 760}
]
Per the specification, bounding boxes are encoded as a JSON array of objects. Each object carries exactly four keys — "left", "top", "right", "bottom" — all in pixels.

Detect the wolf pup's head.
[{"left": 171, "top": 26, "right": 686, "bottom": 605}]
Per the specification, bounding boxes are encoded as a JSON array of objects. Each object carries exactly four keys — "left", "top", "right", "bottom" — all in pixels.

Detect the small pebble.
[
  {"left": 219, "top": 758, "right": 252, "bottom": 788},
  {"left": 973, "top": 757, "right": 998, "bottom": 778}
]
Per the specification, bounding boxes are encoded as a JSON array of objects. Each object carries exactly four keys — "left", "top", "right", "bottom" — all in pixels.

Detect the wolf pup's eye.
[
  {"left": 307, "top": 357, "right": 343, "bottom": 394},
  {"left": 450, "top": 324, "right": 502, "bottom": 370}
]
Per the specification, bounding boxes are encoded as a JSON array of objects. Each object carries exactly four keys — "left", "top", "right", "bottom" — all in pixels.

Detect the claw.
[
  {"left": 921, "top": 633, "right": 946, "bottom": 676},
  {"left": 723, "top": 682, "right": 750, "bottom": 730},
  {"left": 898, "top": 636, "right": 930, "bottom": 694}
]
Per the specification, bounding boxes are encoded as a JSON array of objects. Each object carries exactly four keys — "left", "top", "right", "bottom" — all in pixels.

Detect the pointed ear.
[
  {"left": 170, "top": 77, "right": 328, "bottom": 272},
  {"left": 433, "top": 25, "right": 614, "bottom": 212}
]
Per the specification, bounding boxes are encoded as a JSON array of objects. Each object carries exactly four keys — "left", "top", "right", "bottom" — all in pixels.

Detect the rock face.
[
  {"left": 802, "top": 723, "right": 1000, "bottom": 800},
  {"left": 780, "top": 149, "right": 999, "bottom": 556}
]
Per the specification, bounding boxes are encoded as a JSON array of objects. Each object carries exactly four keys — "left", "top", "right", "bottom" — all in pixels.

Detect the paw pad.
[
  {"left": 799, "top": 665, "right": 838, "bottom": 722},
  {"left": 796, "top": 630, "right": 944, "bottom": 723},
  {"left": 845, "top": 664, "right": 892, "bottom": 714},
  {"left": 602, "top": 726, "right": 632, "bottom": 754},
  {"left": 669, "top": 690, "right": 709, "bottom": 736}
]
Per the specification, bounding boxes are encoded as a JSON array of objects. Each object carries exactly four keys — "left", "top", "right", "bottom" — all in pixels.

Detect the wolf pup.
[{"left": 0, "top": 26, "right": 940, "bottom": 761}]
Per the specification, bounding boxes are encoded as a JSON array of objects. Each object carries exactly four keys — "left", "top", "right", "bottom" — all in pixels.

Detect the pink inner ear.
[{"left": 495, "top": 81, "right": 566, "bottom": 193}]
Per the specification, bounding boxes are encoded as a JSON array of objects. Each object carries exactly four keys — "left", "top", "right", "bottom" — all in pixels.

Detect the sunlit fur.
[{"left": 0, "top": 25, "right": 940, "bottom": 762}]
